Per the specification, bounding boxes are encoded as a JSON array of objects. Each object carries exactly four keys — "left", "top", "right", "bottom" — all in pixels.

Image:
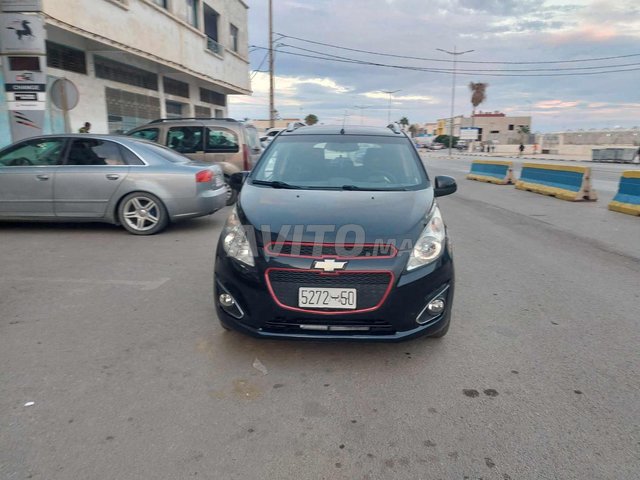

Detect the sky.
[{"left": 228, "top": 0, "right": 640, "bottom": 132}]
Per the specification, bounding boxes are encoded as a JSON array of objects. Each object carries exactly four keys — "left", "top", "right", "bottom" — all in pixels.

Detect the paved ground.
[{"left": 1, "top": 159, "right": 639, "bottom": 479}]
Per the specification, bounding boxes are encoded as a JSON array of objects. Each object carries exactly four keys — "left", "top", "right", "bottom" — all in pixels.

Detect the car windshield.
[{"left": 251, "top": 134, "right": 428, "bottom": 191}]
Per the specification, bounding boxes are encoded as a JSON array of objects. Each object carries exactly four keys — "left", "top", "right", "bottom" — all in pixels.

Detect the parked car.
[
  {"left": 214, "top": 124, "right": 457, "bottom": 341},
  {"left": 428, "top": 143, "right": 444, "bottom": 150},
  {"left": 126, "top": 117, "right": 261, "bottom": 205},
  {"left": 0, "top": 135, "right": 226, "bottom": 235}
]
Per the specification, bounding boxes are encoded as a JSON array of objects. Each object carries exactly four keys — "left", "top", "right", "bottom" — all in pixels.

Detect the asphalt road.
[{"left": 1, "top": 162, "right": 639, "bottom": 479}]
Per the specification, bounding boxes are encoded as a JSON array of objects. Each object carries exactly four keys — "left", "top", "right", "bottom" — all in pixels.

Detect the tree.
[
  {"left": 408, "top": 124, "right": 419, "bottom": 136},
  {"left": 304, "top": 114, "right": 318, "bottom": 126},
  {"left": 468, "top": 82, "right": 488, "bottom": 116},
  {"left": 399, "top": 117, "right": 409, "bottom": 128},
  {"left": 517, "top": 125, "right": 531, "bottom": 143},
  {"left": 434, "top": 135, "right": 458, "bottom": 148}
]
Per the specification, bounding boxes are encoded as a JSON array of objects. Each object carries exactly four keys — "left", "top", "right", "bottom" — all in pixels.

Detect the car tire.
[
  {"left": 118, "top": 192, "right": 169, "bottom": 235},
  {"left": 224, "top": 175, "right": 238, "bottom": 206},
  {"left": 219, "top": 320, "right": 232, "bottom": 331},
  {"left": 429, "top": 315, "right": 450, "bottom": 338}
]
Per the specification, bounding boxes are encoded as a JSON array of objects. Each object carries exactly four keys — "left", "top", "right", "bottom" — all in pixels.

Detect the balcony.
[{"left": 206, "top": 37, "right": 224, "bottom": 57}]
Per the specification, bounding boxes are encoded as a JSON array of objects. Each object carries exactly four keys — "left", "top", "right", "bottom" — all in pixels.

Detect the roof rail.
[
  {"left": 386, "top": 122, "right": 402, "bottom": 134},
  {"left": 147, "top": 117, "right": 238, "bottom": 124}
]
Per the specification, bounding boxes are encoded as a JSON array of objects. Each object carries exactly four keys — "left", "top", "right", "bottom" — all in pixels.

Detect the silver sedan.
[{"left": 0, "top": 135, "right": 227, "bottom": 235}]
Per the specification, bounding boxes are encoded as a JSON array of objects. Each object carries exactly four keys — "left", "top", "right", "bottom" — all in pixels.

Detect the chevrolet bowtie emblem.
[{"left": 313, "top": 259, "right": 347, "bottom": 272}]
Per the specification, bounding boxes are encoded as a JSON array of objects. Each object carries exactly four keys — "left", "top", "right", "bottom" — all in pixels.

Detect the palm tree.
[
  {"left": 517, "top": 125, "right": 531, "bottom": 143},
  {"left": 399, "top": 117, "right": 409, "bottom": 129},
  {"left": 408, "top": 124, "right": 418, "bottom": 137}
]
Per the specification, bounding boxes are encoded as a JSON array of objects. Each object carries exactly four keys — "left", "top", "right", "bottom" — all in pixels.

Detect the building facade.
[
  {"left": 0, "top": 0, "right": 250, "bottom": 147},
  {"left": 460, "top": 112, "right": 531, "bottom": 145}
]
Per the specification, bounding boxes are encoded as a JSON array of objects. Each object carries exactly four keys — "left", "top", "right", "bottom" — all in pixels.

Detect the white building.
[{"left": 0, "top": 0, "right": 250, "bottom": 145}]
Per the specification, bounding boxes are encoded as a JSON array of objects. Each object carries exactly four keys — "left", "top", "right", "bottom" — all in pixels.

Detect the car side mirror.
[
  {"left": 228, "top": 171, "right": 250, "bottom": 191},
  {"left": 434, "top": 175, "right": 457, "bottom": 197}
]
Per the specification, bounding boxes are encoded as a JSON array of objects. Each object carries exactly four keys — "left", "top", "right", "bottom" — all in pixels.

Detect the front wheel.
[{"left": 118, "top": 192, "right": 169, "bottom": 235}]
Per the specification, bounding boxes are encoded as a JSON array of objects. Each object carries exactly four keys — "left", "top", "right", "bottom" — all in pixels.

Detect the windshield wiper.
[
  {"left": 251, "top": 179, "right": 301, "bottom": 189},
  {"left": 341, "top": 185, "right": 409, "bottom": 191}
]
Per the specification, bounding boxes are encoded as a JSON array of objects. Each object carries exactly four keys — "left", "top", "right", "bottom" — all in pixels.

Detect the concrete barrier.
[
  {"left": 515, "top": 163, "right": 598, "bottom": 201},
  {"left": 608, "top": 170, "right": 640, "bottom": 216},
  {"left": 467, "top": 160, "right": 515, "bottom": 185}
]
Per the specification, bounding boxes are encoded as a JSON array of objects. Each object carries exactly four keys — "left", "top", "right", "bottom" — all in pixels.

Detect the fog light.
[
  {"left": 426, "top": 298, "right": 445, "bottom": 315},
  {"left": 219, "top": 293, "right": 235, "bottom": 308}
]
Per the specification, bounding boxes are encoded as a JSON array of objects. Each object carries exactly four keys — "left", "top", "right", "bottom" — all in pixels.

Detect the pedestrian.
[
  {"left": 519, "top": 143, "right": 525, "bottom": 156},
  {"left": 78, "top": 122, "right": 91, "bottom": 134}
]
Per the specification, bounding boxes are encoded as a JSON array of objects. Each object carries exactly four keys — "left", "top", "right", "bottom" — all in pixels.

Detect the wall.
[{"left": 42, "top": 0, "right": 250, "bottom": 95}]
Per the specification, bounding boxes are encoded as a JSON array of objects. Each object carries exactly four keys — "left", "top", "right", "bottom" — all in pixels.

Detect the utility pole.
[
  {"left": 268, "top": 0, "right": 275, "bottom": 128},
  {"left": 436, "top": 46, "right": 474, "bottom": 158},
  {"left": 382, "top": 90, "right": 400, "bottom": 125}
]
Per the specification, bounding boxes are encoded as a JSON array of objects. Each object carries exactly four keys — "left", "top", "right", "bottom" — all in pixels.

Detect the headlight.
[
  {"left": 406, "top": 203, "right": 445, "bottom": 271},
  {"left": 222, "top": 207, "right": 255, "bottom": 267}
]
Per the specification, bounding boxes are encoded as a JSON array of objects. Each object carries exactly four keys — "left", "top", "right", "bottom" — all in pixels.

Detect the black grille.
[
  {"left": 267, "top": 270, "right": 392, "bottom": 312},
  {"left": 265, "top": 318, "right": 395, "bottom": 335},
  {"left": 267, "top": 243, "right": 396, "bottom": 258},
  {"left": 95, "top": 56, "right": 158, "bottom": 90},
  {"left": 200, "top": 87, "right": 226, "bottom": 106},
  {"left": 163, "top": 77, "right": 190, "bottom": 98}
]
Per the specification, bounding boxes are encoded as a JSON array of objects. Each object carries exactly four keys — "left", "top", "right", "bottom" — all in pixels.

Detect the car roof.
[
  {"left": 280, "top": 125, "right": 406, "bottom": 137},
  {"left": 3, "top": 134, "right": 154, "bottom": 147}
]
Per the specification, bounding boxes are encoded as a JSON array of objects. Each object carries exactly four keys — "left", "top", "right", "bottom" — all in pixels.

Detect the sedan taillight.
[{"left": 196, "top": 169, "right": 214, "bottom": 183}]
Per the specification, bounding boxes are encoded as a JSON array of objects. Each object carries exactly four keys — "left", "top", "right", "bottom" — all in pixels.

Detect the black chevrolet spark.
[{"left": 214, "top": 125, "right": 456, "bottom": 341}]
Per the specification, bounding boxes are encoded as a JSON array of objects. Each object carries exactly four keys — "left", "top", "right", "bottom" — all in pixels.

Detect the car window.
[
  {"left": 66, "top": 139, "right": 125, "bottom": 166},
  {"left": 0, "top": 138, "right": 66, "bottom": 167},
  {"left": 119, "top": 145, "right": 146, "bottom": 166},
  {"left": 251, "top": 135, "right": 428, "bottom": 191},
  {"left": 244, "top": 126, "right": 261, "bottom": 150},
  {"left": 205, "top": 128, "right": 239, "bottom": 153},
  {"left": 168, "top": 126, "right": 204, "bottom": 154},
  {"left": 129, "top": 128, "right": 160, "bottom": 142}
]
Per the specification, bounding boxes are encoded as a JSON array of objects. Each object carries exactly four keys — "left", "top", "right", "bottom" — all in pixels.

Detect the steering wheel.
[
  {"left": 9, "top": 157, "right": 33, "bottom": 166},
  {"left": 366, "top": 169, "right": 397, "bottom": 184}
]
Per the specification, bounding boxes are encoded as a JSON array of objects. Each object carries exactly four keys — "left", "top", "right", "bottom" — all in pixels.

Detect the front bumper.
[{"left": 213, "top": 245, "right": 454, "bottom": 342}]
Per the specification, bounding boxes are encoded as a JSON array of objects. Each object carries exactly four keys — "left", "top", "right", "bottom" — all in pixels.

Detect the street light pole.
[
  {"left": 382, "top": 90, "right": 400, "bottom": 125},
  {"left": 436, "top": 46, "right": 474, "bottom": 158},
  {"left": 268, "top": 0, "right": 275, "bottom": 128}
]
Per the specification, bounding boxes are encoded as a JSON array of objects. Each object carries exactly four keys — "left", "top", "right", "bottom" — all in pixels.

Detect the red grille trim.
[
  {"left": 264, "top": 241, "right": 398, "bottom": 260},
  {"left": 264, "top": 268, "right": 395, "bottom": 315}
]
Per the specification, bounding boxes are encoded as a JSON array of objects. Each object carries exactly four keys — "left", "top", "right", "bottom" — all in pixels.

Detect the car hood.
[{"left": 238, "top": 184, "right": 434, "bottom": 245}]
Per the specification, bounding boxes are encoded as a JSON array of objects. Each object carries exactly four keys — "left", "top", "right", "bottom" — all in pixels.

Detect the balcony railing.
[{"left": 206, "top": 37, "right": 224, "bottom": 57}]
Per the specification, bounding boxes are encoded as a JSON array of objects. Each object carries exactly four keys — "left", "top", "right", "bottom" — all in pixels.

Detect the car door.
[
  {"left": 54, "top": 138, "right": 130, "bottom": 218},
  {"left": 167, "top": 126, "right": 205, "bottom": 162},
  {"left": 0, "top": 137, "right": 66, "bottom": 217}
]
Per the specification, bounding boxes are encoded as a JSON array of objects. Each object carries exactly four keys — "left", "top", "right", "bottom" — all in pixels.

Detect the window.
[
  {"left": 0, "top": 138, "right": 66, "bottom": 167},
  {"left": 168, "top": 126, "right": 204, "bottom": 153},
  {"left": 165, "top": 101, "right": 184, "bottom": 118},
  {"left": 203, "top": 4, "right": 220, "bottom": 54},
  {"left": 95, "top": 56, "right": 158, "bottom": 90},
  {"left": 46, "top": 41, "right": 87, "bottom": 74},
  {"left": 119, "top": 146, "right": 146, "bottom": 165},
  {"left": 186, "top": 0, "right": 199, "bottom": 28},
  {"left": 508, "top": 124, "right": 514, "bottom": 131},
  {"left": 66, "top": 139, "right": 126, "bottom": 166},
  {"left": 200, "top": 87, "right": 226, "bottom": 106},
  {"left": 105, "top": 88, "right": 161, "bottom": 133},
  {"left": 230, "top": 24, "right": 239, "bottom": 52},
  {"left": 206, "top": 128, "right": 239, "bottom": 153},
  {"left": 129, "top": 128, "right": 160, "bottom": 142},
  {"left": 163, "top": 77, "right": 189, "bottom": 98},
  {"left": 151, "top": 0, "right": 167, "bottom": 7},
  {"left": 195, "top": 105, "right": 211, "bottom": 117},
  {"left": 490, "top": 130, "right": 500, "bottom": 134}
]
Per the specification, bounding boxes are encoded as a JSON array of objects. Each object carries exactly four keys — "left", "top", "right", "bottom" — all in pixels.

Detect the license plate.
[{"left": 298, "top": 287, "right": 357, "bottom": 309}]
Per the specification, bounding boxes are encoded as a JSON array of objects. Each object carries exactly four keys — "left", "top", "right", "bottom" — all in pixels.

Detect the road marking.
[{"left": 0, "top": 276, "right": 170, "bottom": 291}]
